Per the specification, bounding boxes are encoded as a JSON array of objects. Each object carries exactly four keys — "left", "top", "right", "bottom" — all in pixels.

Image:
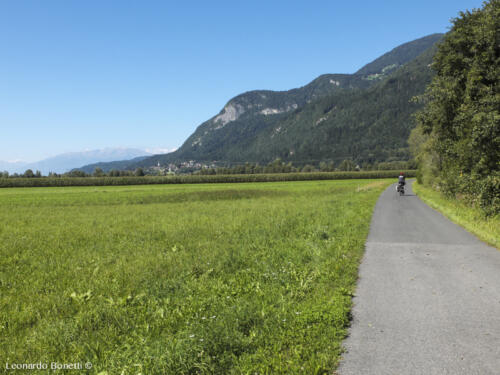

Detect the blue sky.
[{"left": 0, "top": 0, "right": 485, "bottom": 161}]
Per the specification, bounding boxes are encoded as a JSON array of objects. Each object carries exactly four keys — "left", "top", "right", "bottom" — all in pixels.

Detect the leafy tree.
[
  {"left": 134, "top": 168, "right": 145, "bottom": 176},
  {"left": 93, "top": 167, "right": 105, "bottom": 177},
  {"left": 24, "top": 169, "right": 35, "bottom": 178},
  {"left": 64, "top": 170, "right": 87, "bottom": 177},
  {"left": 413, "top": 0, "right": 499, "bottom": 214},
  {"left": 301, "top": 164, "right": 315, "bottom": 172},
  {"left": 338, "top": 159, "right": 355, "bottom": 171}
]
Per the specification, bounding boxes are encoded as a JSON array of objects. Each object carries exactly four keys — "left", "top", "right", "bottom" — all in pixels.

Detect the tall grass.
[{"left": 0, "top": 180, "right": 390, "bottom": 373}]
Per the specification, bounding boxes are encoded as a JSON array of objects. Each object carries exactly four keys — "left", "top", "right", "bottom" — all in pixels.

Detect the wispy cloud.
[
  {"left": 145, "top": 147, "right": 178, "bottom": 155},
  {"left": 6, "top": 159, "right": 27, "bottom": 163}
]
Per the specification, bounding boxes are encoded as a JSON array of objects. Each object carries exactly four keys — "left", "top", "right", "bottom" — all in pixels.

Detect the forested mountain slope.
[
  {"left": 134, "top": 33, "right": 441, "bottom": 168},
  {"left": 79, "top": 34, "right": 443, "bottom": 172},
  {"left": 244, "top": 44, "right": 440, "bottom": 165}
]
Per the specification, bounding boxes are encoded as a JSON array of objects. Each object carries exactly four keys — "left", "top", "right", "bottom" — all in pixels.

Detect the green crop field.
[
  {"left": 0, "top": 179, "right": 390, "bottom": 374},
  {"left": 0, "top": 170, "right": 414, "bottom": 188}
]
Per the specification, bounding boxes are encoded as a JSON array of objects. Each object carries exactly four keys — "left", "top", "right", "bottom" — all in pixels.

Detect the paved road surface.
[{"left": 338, "top": 181, "right": 500, "bottom": 375}]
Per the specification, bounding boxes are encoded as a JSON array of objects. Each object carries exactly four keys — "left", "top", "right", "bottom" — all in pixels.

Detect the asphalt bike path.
[{"left": 338, "top": 181, "right": 500, "bottom": 375}]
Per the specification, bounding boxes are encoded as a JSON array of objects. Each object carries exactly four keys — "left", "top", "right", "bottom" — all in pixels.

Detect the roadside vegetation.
[
  {"left": 413, "top": 182, "right": 499, "bottom": 249},
  {"left": 0, "top": 179, "right": 390, "bottom": 374},
  {"left": 0, "top": 170, "right": 414, "bottom": 188},
  {"left": 410, "top": 0, "right": 499, "bottom": 217}
]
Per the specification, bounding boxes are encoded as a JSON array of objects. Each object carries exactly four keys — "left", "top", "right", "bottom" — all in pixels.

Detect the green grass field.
[{"left": 0, "top": 179, "right": 390, "bottom": 374}]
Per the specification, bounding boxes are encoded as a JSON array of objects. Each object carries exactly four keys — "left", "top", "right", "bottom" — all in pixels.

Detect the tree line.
[
  {"left": 0, "top": 160, "right": 416, "bottom": 179},
  {"left": 0, "top": 168, "right": 146, "bottom": 179},
  {"left": 410, "top": 0, "right": 499, "bottom": 215},
  {"left": 197, "top": 159, "right": 415, "bottom": 175},
  {"left": 0, "top": 170, "right": 417, "bottom": 188}
]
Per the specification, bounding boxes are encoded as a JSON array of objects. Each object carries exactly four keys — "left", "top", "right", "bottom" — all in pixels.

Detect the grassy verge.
[
  {"left": 413, "top": 182, "right": 499, "bottom": 249},
  {"left": 0, "top": 179, "right": 390, "bottom": 374}
]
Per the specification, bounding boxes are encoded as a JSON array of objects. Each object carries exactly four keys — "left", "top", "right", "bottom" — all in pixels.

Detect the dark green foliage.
[
  {"left": 196, "top": 159, "right": 414, "bottom": 174},
  {"left": 413, "top": 0, "right": 499, "bottom": 215},
  {"left": 355, "top": 34, "right": 443, "bottom": 76},
  {"left": 0, "top": 170, "right": 415, "bottom": 188},
  {"left": 64, "top": 170, "right": 88, "bottom": 177},
  {"left": 108, "top": 169, "right": 135, "bottom": 177},
  {"left": 338, "top": 160, "right": 356, "bottom": 171},
  {"left": 232, "top": 44, "right": 438, "bottom": 166},
  {"left": 93, "top": 167, "right": 105, "bottom": 177},
  {"left": 198, "top": 159, "right": 297, "bottom": 175}
]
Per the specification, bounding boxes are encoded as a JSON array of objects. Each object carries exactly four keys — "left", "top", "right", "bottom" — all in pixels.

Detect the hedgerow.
[{"left": 0, "top": 170, "right": 415, "bottom": 188}]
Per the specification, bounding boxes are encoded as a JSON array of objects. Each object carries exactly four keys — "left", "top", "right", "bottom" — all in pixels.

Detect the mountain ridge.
[
  {"left": 1, "top": 148, "right": 152, "bottom": 175},
  {"left": 78, "top": 33, "right": 443, "bottom": 172}
]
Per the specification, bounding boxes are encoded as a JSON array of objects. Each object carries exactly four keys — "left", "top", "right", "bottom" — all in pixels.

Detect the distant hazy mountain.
[
  {"left": 75, "top": 148, "right": 176, "bottom": 174},
  {"left": 127, "top": 33, "right": 443, "bottom": 169},
  {"left": 0, "top": 148, "right": 151, "bottom": 175},
  {"left": 76, "top": 155, "right": 151, "bottom": 174},
  {"left": 0, "top": 160, "right": 29, "bottom": 174}
]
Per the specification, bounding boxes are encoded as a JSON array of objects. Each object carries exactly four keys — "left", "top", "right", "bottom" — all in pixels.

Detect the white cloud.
[
  {"left": 7, "top": 159, "right": 26, "bottom": 163},
  {"left": 145, "top": 147, "right": 178, "bottom": 155}
]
